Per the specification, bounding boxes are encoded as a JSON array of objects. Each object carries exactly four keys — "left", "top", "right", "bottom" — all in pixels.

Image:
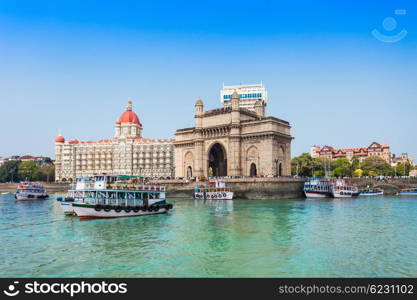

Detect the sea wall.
[
  {"left": 161, "top": 177, "right": 306, "bottom": 199},
  {"left": 1, "top": 177, "right": 415, "bottom": 198},
  {"left": 0, "top": 183, "right": 70, "bottom": 193}
]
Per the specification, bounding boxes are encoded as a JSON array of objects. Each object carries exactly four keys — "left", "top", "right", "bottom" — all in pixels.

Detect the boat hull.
[
  {"left": 194, "top": 191, "right": 234, "bottom": 200},
  {"left": 60, "top": 202, "right": 75, "bottom": 215},
  {"left": 304, "top": 191, "right": 331, "bottom": 198},
  {"left": 332, "top": 191, "right": 360, "bottom": 198},
  {"left": 72, "top": 204, "right": 169, "bottom": 218},
  {"left": 360, "top": 191, "right": 384, "bottom": 196},
  {"left": 398, "top": 192, "right": 417, "bottom": 196},
  {"left": 15, "top": 193, "right": 49, "bottom": 201}
]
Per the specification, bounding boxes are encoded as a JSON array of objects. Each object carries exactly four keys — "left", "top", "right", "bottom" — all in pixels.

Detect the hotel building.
[
  {"left": 221, "top": 83, "right": 267, "bottom": 114},
  {"left": 54, "top": 101, "right": 174, "bottom": 181},
  {"left": 311, "top": 142, "right": 392, "bottom": 163}
]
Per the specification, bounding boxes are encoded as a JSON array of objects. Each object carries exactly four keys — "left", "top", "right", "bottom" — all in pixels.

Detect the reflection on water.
[{"left": 1, "top": 194, "right": 417, "bottom": 277}]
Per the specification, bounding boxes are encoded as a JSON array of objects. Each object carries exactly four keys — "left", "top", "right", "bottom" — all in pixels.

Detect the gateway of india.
[
  {"left": 174, "top": 83, "right": 293, "bottom": 179},
  {"left": 54, "top": 83, "right": 293, "bottom": 181}
]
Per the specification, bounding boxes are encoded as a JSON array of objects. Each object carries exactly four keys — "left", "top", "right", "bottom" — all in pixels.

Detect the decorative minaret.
[
  {"left": 231, "top": 90, "right": 240, "bottom": 125},
  {"left": 195, "top": 97, "right": 204, "bottom": 129},
  {"left": 230, "top": 90, "right": 242, "bottom": 176},
  {"left": 254, "top": 99, "right": 265, "bottom": 118}
]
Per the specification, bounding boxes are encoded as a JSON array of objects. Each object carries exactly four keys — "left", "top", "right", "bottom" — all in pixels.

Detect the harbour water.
[{"left": 1, "top": 194, "right": 417, "bottom": 277}]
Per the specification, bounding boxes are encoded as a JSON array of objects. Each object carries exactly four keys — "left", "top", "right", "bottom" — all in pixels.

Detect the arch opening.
[
  {"left": 187, "top": 166, "right": 193, "bottom": 178},
  {"left": 250, "top": 163, "right": 257, "bottom": 177},
  {"left": 208, "top": 143, "right": 227, "bottom": 177}
]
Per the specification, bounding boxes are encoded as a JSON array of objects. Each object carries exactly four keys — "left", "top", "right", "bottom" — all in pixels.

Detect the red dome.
[
  {"left": 55, "top": 135, "right": 65, "bottom": 143},
  {"left": 117, "top": 100, "right": 142, "bottom": 126},
  {"left": 118, "top": 111, "right": 141, "bottom": 125}
]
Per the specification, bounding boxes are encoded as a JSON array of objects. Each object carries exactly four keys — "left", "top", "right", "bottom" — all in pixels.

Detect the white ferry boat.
[
  {"left": 398, "top": 188, "right": 417, "bottom": 196},
  {"left": 331, "top": 179, "right": 359, "bottom": 198},
  {"left": 15, "top": 182, "right": 49, "bottom": 200},
  {"left": 194, "top": 180, "right": 234, "bottom": 200},
  {"left": 303, "top": 180, "right": 332, "bottom": 198},
  {"left": 63, "top": 175, "right": 173, "bottom": 219}
]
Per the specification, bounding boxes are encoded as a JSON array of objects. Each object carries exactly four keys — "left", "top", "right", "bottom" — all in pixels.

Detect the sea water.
[{"left": 0, "top": 194, "right": 416, "bottom": 277}]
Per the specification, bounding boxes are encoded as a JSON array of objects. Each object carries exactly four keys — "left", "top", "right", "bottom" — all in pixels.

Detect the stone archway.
[
  {"left": 250, "top": 163, "right": 257, "bottom": 177},
  {"left": 208, "top": 143, "right": 227, "bottom": 177},
  {"left": 278, "top": 162, "right": 282, "bottom": 176},
  {"left": 184, "top": 151, "right": 194, "bottom": 178}
]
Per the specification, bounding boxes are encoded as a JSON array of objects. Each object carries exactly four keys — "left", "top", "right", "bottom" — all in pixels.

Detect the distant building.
[
  {"left": 311, "top": 142, "right": 391, "bottom": 163},
  {"left": 54, "top": 101, "right": 175, "bottom": 182},
  {"left": 391, "top": 153, "right": 414, "bottom": 166},
  {"left": 221, "top": 83, "right": 267, "bottom": 116},
  {"left": 0, "top": 155, "right": 52, "bottom": 167}
]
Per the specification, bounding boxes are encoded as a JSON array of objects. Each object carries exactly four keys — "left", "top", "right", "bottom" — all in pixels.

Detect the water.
[{"left": 1, "top": 194, "right": 417, "bottom": 277}]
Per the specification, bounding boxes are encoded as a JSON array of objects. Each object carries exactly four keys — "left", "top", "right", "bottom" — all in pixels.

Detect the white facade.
[
  {"left": 221, "top": 83, "right": 268, "bottom": 113},
  {"left": 55, "top": 101, "right": 175, "bottom": 181}
]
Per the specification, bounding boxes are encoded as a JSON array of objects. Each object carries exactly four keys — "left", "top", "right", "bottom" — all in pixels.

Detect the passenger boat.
[
  {"left": 303, "top": 179, "right": 332, "bottom": 198},
  {"left": 359, "top": 187, "right": 384, "bottom": 196},
  {"left": 64, "top": 175, "right": 173, "bottom": 219},
  {"left": 398, "top": 188, "right": 417, "bottom": 196},
  {"left": 194, "top": 180, "right": 234, "bottom": 200},
  {"left": 331, "top": 179, "right": 359, "bottom": 198},
  {"left": 58, "top": 176, "right": 95, "bottom": 215},
  {"left": 15, "top": 182, "right": 49, "bottom": 200}
]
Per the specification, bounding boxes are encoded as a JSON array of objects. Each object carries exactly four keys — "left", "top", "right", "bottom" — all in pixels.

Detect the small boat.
[
  {"left": 64, "top": 175, "right": 173, "bottom": 219},
  {"left": 15, "top": 182, "right": 49, "bottom": 200},
  {"left": 331, "top": 179, "right": 359, "bottom": 198},
  {"left": 303, "top": 179, "right": 332, "bottom": 198},
  {"left": 194, "top": 180, "right": 234, "bottom": 200},
  {"left": 398, "top": 188, "right": 417, "bottom": 196},
  {"left": 359, "top": 188, "right": 384, "bottom": 196}
]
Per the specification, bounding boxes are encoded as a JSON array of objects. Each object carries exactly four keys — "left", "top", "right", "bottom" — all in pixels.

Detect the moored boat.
[
  {"left": 359, "top": 187, "right": 384, "bottom": 196},
  {"left": 398, "top": 188, "right": 417, "bottom": 196},
  {"left": 65, "top": 175, "right": 173, "bottom": 219},
  {"left": 303, "top": 179, "right": 332, "bottom": 198},
  {"left": 331, "top": 179, "right": 359, "bottom": 198},
  {"left": 194, "top": 180, "right": 234, "bottom": 200},
  {"left": 15, "top": 182, "right": 49, "bottom": 200}
]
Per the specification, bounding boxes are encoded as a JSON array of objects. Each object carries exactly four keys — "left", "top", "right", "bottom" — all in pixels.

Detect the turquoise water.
[{"left": 1, "top": 194, "right": 417, "bottom": 277}]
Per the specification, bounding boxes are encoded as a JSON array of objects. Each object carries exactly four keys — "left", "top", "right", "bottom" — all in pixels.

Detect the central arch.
[{"left": 208, "top": 143, "right": 227, "bottom": 177}]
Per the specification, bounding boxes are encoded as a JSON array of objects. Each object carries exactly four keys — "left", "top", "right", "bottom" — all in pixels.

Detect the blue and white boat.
[
  {"left": 303, "top": 179, "right": 333, "bottom": 198},
  {"left": 398, "top": 188, "right": 417, "bottom": 196},
  {"left": 359, "top": 188, "right": 384, "bottom": 196}
]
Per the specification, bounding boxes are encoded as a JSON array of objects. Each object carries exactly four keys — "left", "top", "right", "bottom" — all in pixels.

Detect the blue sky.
[{"left": 0, "top": 0, "right": 416, "bottom": 159}]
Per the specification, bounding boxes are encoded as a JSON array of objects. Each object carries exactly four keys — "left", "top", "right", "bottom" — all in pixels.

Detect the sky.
[{"left": 0, "top": 0, "right": 416, "bottom": 159}]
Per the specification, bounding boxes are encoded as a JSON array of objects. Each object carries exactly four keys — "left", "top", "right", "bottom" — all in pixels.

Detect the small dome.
[
  {"left": 195, "top": 97, "right": 203, "bottom": 106},
  {"left": 55, "top": 135, "right": 65, "bottom": 143}
]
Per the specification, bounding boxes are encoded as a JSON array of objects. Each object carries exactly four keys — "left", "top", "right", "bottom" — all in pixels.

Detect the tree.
[
  {"left": 394, "top": 162, "right": 412, "bottom": 176},
  {"left": 38, "top": 165, "right": 55, "bottom": 182},
  {"left": 291, "top": 153, "right": 322, "bottom": 177},
  {"left": 0, "top": 160, "right": 20, "bottom": 182},
  {"left": 353, "top": 168, "right": 363, "bottom": 177},
  {"left": 332, "top": 158, "right": 352, "bottom": 177},
  {"left": 360, "top": 156, "right": 392, "bottom": 176},
  {"left": 18, "top": 161, "right": 40, "bottom": 181}
]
